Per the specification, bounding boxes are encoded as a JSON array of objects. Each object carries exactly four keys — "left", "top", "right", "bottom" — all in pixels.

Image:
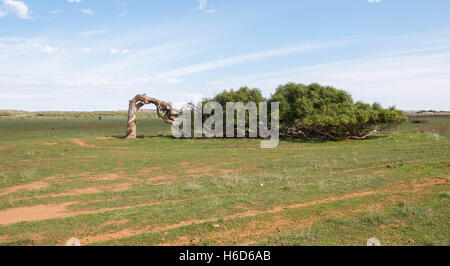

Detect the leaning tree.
[{"left": 125, "top": 94, "right": 181, "bottom": 139}]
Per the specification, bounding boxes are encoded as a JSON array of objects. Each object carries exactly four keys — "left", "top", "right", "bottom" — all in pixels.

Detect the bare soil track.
[{"left": 76, "top": 176, "right": 448, "bottom": 245}]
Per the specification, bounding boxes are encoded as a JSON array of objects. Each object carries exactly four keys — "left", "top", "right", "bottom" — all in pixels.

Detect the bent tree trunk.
[{"left": 125, "top": 94, "right": 180, "bottom": 139}]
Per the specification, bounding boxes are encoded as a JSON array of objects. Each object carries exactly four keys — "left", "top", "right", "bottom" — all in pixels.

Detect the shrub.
[
  {"left": 201, "top": 83, "right": 406, "bottom": 140},
  {"left": 270, "top": 83, "right": 407, "bottom": 140},
  {"left": 201, "top": 87, "right": 265, "bottom": 136},
  {"left": 211, "top": 86, "right": 266, "bottom": 105}
]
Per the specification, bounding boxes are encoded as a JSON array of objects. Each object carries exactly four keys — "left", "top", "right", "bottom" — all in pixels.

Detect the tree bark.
[{"left": 125, "top": 94, "right": 180, "bottom": 139}]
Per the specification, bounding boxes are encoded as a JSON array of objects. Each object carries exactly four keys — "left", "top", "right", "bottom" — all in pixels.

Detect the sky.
[{"left": 0, "top": 0, "right": 449, "bottom": 111}]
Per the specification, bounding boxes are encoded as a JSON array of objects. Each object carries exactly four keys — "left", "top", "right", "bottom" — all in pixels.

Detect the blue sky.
[{"left": 0, "top": 0, "right": 449, "bottom": 111}]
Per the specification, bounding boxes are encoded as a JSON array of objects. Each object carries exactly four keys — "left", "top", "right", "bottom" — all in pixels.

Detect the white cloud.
[
  {"left": 67, "top": 0, "right": 81, "bottom": 3},
  {"left": 2, "top": 27, "right": 449, "bottom": 111},
  {"left": 196, "top": 0, "right": 216, "bottom": 13},
  {"left": 211, "top": 50, "right": 450, "bottom": 110},
  {"left": 1, "top": 0, "right": 31, "bottom": 19},
  {"left": 161, "top": 40, "right": 354, "bottom": 77},
  {"left": 176, "top": 92, "right": 203, "bottom": 105},
  {"left": 0, "top": 93, "right": 78, "bottom": 99},
  {"left": 81, "top": 9, "right": 94, "bottom": 15},
  {"left": 49, "top": 10, "right": 61, "bottom": 14},
  {"left": 167, "top": 78, "right": 183, "bottom": 84},
  {"left": 82, "top": 48, "right": 91, "bottom": 53},
  {"left": 34, "top": 44, "right": 65, "bottom": 54},
  {"left": 368, "top": 0, "right": 381, "bottom": 3},
  {"left": 80, "top": 29, "right": 106, "bottom": 36},
  {"left": 0, "top": 37, "right": 36, "bottom": 56},
  {"left": 109, "top": 48, "right": 120, "bottom": 54},
  {"left": 198, "top": 0, "right": 208, "bottom": 10},
  {"left": 110, "top": 48, "right": 130, "bottom": 55}
]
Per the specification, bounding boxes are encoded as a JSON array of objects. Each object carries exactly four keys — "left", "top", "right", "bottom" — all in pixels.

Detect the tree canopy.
[
  {"left": 208, "top": 83, "right": 407, "bottom": 140},
  {"left": 211, "top": 86, "right": 265, "bottom": 105}
]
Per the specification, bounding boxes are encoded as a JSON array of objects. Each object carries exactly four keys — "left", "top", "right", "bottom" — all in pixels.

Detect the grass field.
[{"left": 0, "top": 116, "right": 448, "bottom": 246}]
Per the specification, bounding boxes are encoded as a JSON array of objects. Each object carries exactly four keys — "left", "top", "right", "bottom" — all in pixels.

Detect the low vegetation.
[
  {"left": 271, "top": 83, "right": 407, "bottom": 140},
  {"left": 0, "top": 114, "right": 448, "bottom": 246},
  {"left": 0, "top": 110, "right": 157, "bottom": 120},
  {"left": 202, "top": 83, "right": 407, "bottom": 140}
]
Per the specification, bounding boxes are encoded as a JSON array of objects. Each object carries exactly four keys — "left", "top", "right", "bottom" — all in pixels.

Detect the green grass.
[
  {"left": 258, "top": 190, "right": 450, "bottom": 246},
  {"left": 0, "top": 116, "right": 448, "bottom": 246},
  {"left": 0, "top": 110, "right": 157, "bottom": 120}
]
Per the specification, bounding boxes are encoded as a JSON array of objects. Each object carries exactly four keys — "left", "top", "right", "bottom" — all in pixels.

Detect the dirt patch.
[
  {"left": 0, "top": 182, "right": 48, "bottom": 197},
  {"left": 144, "top": 174, "right": 174, "bottom": 183},
  {"left": 136, "top": 164, "right": 242, "bottom": 184},
  {"left": 88, "top": 173, "right": 123, "bottom": 181},
  {"left": 185, "top": 166, "right": 214, "bottom": 175},
  {"left": 238, "top": 204, "right": 386, "bottom": 246},
  {"left": 233, "top": 204, "right": 248, "bottom": 210},
  {"left": 223, "top": 191, "right": 380, "bottom": 219},
  {"left": 79, "top": 228, "right": 144, "bottom": 244},
  {"left": 77, "top": 190, "right": 380, "bottom": 245},
  {"left": 178, "top": 161, "right": 191, "bottom": 167},
  {"left": 35, "top": 183, "right": 132, "bottom": 199},
  {"left": 96, "top": 137, "right": 112, "bottom": 140},
  {"left": 411, "top": 177, "right": 449, "bottom": 188},
  {"left": 151, "top": 180, "right": 174, "bottom": 185},
  {"left": 0, "top": 199, "right": 182, "bottom": 227},
  {"left": 80, "top": 176, "right": 448, "bottom": 244},
  {"left": 0, "top": 144, "right": 15, "bottom": 151},
  {"left": 71, "top": 138, "right": 127, "bottom": 149},
  {"left": 162, "top": 214, "right": 315, "bottom": 246},
  {"left": 44, "top": 187, "right": 103, "bottom": 198},
  {"left": 4, "top": 172, "right": 129, "bottom": 199},
  {"left": 0, "top": 202, "right": 76, "bottom": 225},
  {"left": 178, "top": 160, "right": 245, "bottom": 177},
  {"left": 137, "top": 167, "right": 162, "bottom": 176},
  {"left": 72, "top": 139, "right": 95, "bottom": 147},
  {"left": 162, "top": 202, "right": 388, "bottom": 246},
  {"left": 374, "top": 169, "right": 388, "bottom": 174},
  {"left": 42, "top": 142, "right": 58, "bottom": 146}
]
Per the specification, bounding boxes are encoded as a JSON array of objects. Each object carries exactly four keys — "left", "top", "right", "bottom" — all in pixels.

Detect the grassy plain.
[{"left": 0, "top": 115, "right": 448, "bottom": 246}]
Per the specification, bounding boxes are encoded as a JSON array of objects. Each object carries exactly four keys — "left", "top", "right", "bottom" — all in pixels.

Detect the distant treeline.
[
  {"left": 405, "top": 111, "right": 450, "bottom": 117},
  {"left": 0, "top": 110, "right": 158, "bottom": 119}
]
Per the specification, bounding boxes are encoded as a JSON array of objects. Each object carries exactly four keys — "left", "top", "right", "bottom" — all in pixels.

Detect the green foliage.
[
  {"left": 207, "top": 82, "right": 406, "bottom": 140},
  {"left": 202, "top": 87, "right": 265, "bottom": 136},
  {"left": 270, "top": 83, "right": 353, "bottom": 124},
  {"left": 211, "top": 86, "right": 266, "bottom": 105},
  {"left": 270, "top": 83, "right": 407, "bottom": 140}
]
